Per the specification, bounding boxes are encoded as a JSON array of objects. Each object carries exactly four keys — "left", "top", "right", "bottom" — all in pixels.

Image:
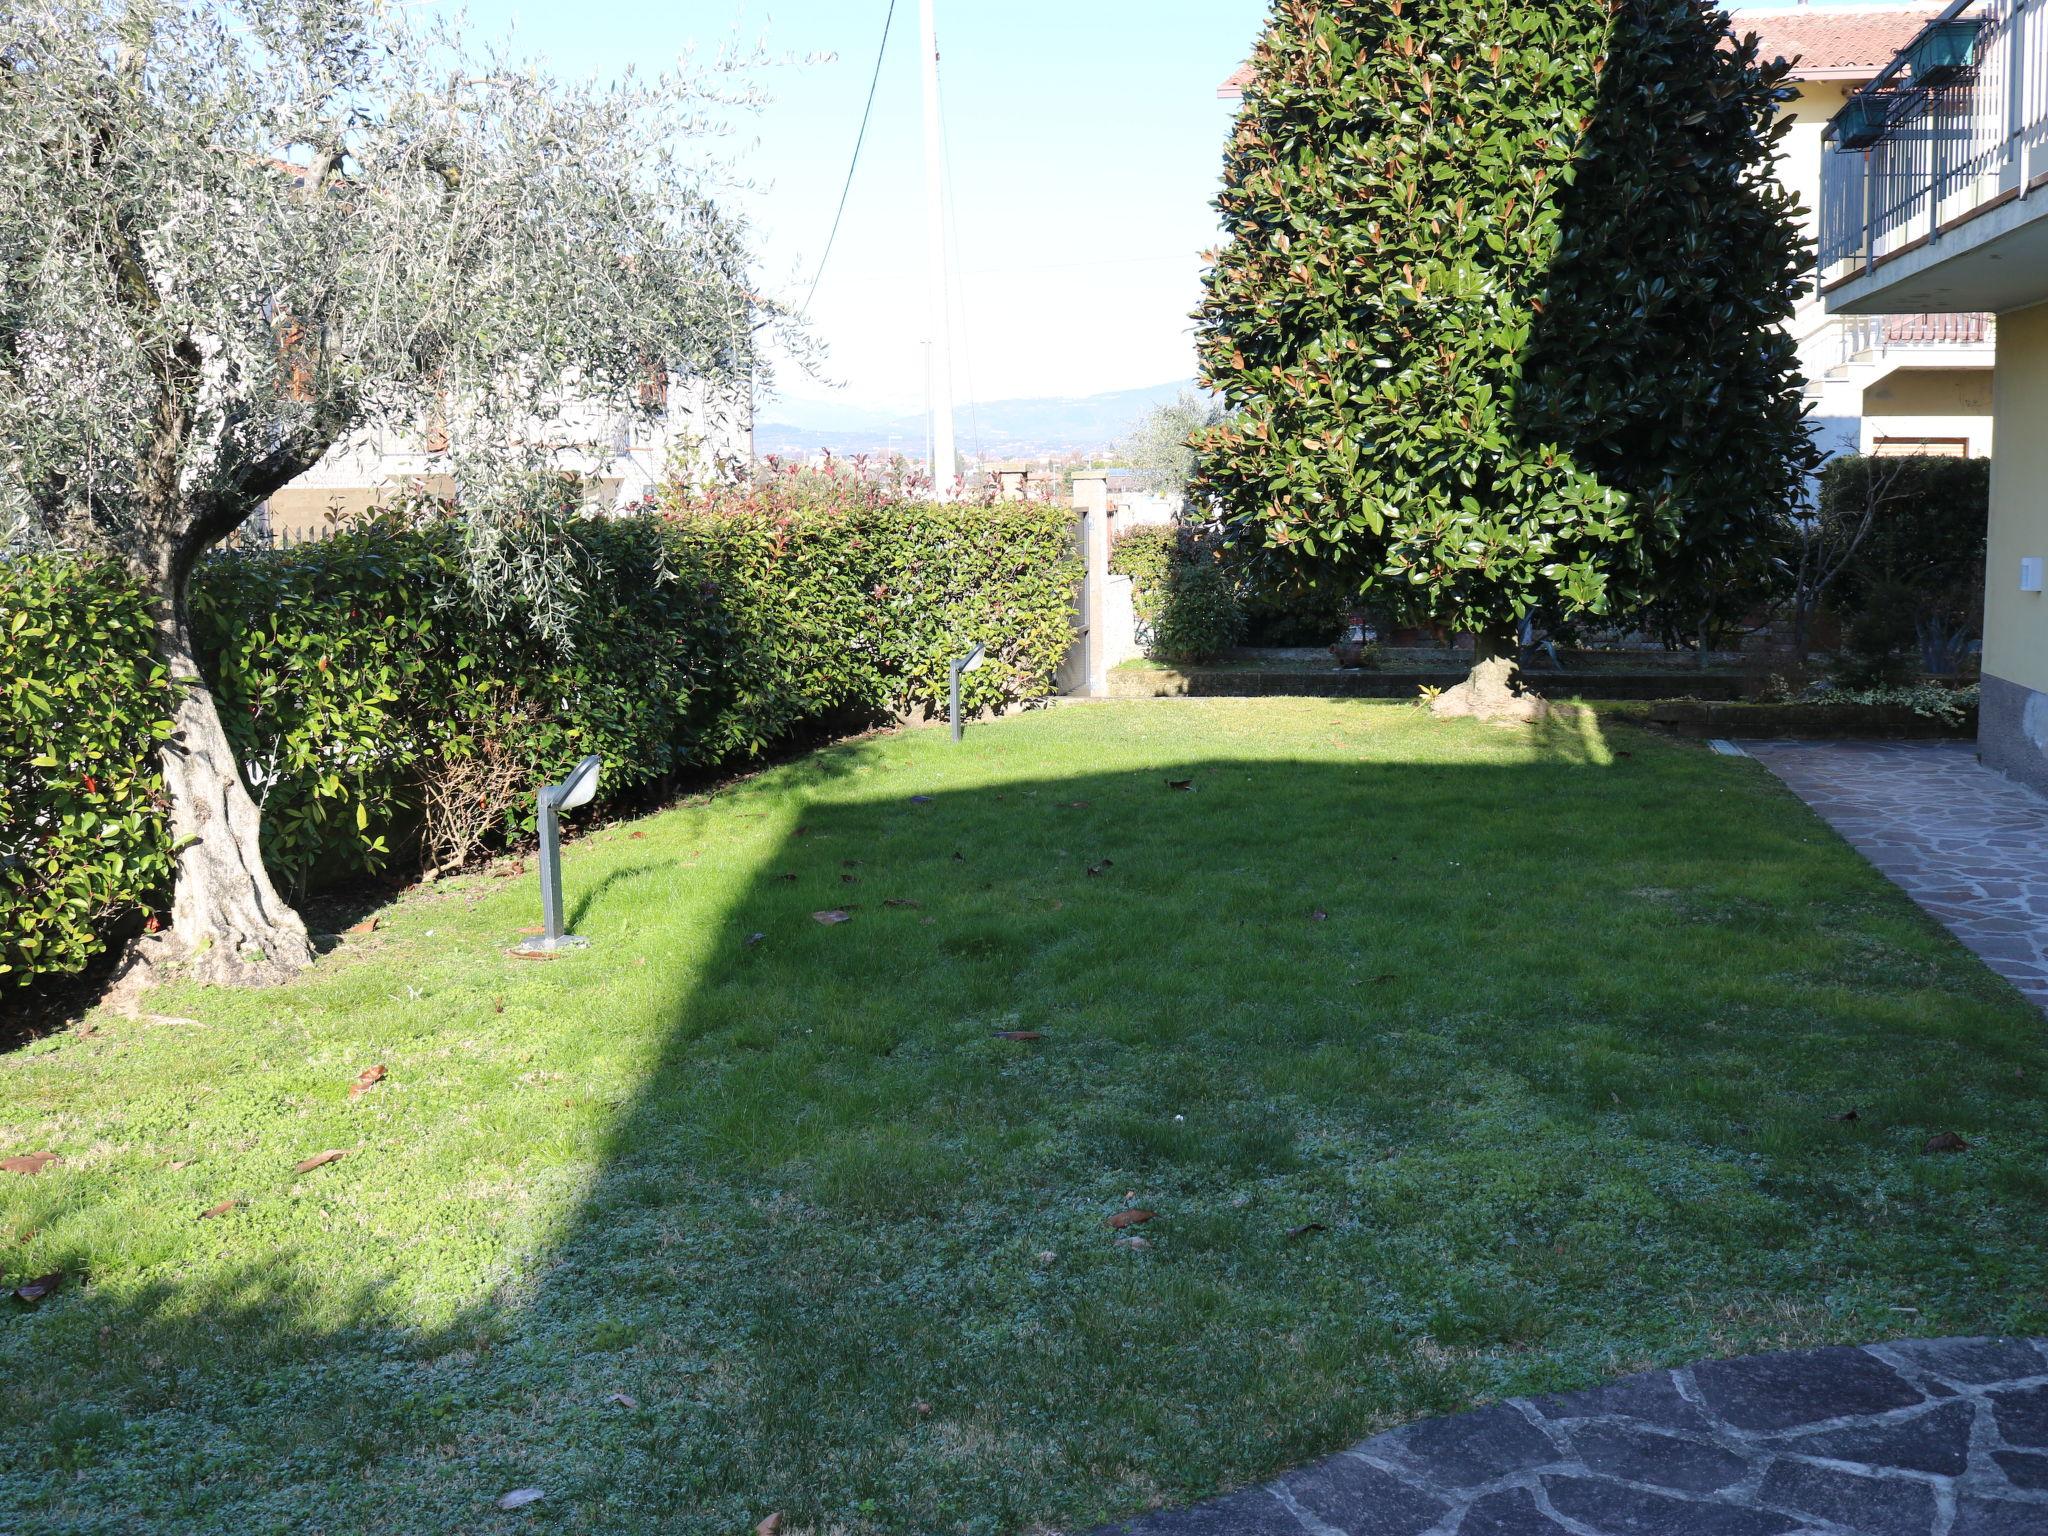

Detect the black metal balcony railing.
[{"left": 1819, "top": 0, "right": 2048, "bottom": 285}]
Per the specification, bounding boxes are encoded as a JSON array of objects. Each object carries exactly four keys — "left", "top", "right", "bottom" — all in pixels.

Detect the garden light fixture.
[
  {"left": 950, "top": 642, "right": 986, "bottom": 743},
  {"left": 516, "top": 754, "right": 602, "bottom": 954}
]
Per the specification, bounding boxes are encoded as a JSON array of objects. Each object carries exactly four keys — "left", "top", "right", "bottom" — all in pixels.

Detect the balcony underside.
[{"left": 1827, "top": 188, "right": 2048, "bottom": 314}]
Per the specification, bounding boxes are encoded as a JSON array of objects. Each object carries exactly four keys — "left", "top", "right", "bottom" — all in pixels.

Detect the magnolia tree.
[
  {"left": 1, "top": 0, "right": 775, "bottom": 984},
  {"left": 1197, "top": 0, "right": 1816, "bottom": 718}
]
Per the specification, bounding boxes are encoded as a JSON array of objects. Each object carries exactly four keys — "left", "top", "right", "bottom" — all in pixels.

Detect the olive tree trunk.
[
  {"left": 1430, "top": 622, "right": 1550, "bottom": 723},
  {"left": 130, "top": 543, "right": 314, "bottom": 989}
]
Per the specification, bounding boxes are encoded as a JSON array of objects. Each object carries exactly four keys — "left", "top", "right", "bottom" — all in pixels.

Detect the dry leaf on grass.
[
  {"left": 1286, "top": 1223, "right": 1329, "bottom": 1240},
  {"left": 630, "top": 831, "right": 647, "bottom": 840},
  {"left": 345, "top": 917, "right": 379, "bottom": 936},
  {"left": 348, "top": 1065, "right": 388, "bottom": 1098},
  {"left": 884, "top": 898, "right": 922, "bottom": 910},
  {"left": 756, "top": 1514, "right": 783, "bottom": 1536},
  {"left": 1166, "top": 778, "right": 1195, "bottom": 791},
  {"left": 812, "top": 910, "right": 852, "bottom": 926},
  {"left": 1, "top": 1153, "right": 58, "bottom": 1176},
  {"left": 1832, "top": 1108, "right": 1861, "bottom": 1123},
  {"left": 496, "top": 1488, "right": 545, "bottom": 1511},
  {"left": 1924, "top": 1131, "right": 1971, "bottom": 1153},
  {"left": 1311, "top": 909, "right": 1328, "bottom": 922},
  {"left": 294, "top": 1150, "right": 347, "bottom": 1175},
  {"left": 12, "top": 1271, "right": 65, "bottom": 1304},
  {"left": 1107, "top": 1209, "right": 1154, "bottom": 1230},
  {"left": 507, "top": 949, "right": 557, "bottom": 962},
  {"left": 993, "top": 1030, "right": 1043, "bottom": 1042},
  {"left": 607, "top": 1391, "right": 639, "bottom": 1409},
  {"left": 199, "top": 1200, "right": 238, "bottom": 1220}
]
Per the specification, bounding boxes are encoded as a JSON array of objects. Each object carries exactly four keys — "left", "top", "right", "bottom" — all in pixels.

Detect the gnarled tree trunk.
[
  {"left": 1430, "top": 621, "right": 1549, "bottom": 723},
  {"left": 129, "top": 543, "right": 313, "bottom": 989}
]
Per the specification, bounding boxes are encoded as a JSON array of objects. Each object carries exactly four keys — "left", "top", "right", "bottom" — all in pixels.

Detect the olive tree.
[
  {"left": 1196, "top": 0, "right": 1815, "bottom": 718},
  {"left": 1, "top": 0, "right": 773, "bottom": 984}
]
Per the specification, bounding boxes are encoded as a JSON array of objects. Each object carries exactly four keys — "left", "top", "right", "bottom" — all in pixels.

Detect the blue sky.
[
  {"left": 456, "top": 0, "right": 1268, "bottom": 417},
  {"left": 453, "top": 0, "right": 1902, "bottom": 419}
]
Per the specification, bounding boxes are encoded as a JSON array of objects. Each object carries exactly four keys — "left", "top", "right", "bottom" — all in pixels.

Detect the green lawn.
[{"left": 4, "top": 699, "right": 2044, "bottom": 1534}]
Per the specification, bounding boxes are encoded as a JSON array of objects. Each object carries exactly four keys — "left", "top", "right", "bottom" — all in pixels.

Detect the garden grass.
[{"left": 3, "top": 698, "right": 2044, "bottom": 1534}]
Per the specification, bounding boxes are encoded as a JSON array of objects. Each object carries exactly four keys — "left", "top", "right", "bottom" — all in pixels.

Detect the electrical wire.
[{"left": 802, "top": 0, "right": 899, "bottom": 317}]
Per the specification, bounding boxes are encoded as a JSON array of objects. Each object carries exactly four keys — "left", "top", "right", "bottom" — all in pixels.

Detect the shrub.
[
  {"left": 1, "top": 557, "right": 177, "bottom": 985},
  {"left": 1110, "top": 525, "right": 1245, "bottom": 664},
  {"left": 1819, "top": 455, "right": 1989, "bottom": 677},
  {"left": 2, "top": 486, "right": 1079, "bottom": 986}
]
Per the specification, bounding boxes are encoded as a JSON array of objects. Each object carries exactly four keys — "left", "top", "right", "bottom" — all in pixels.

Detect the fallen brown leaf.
[
  {"left": 12, "top": 1271, "right": 64, "bottom": 1304},
  {"left": 294, "top": 1149, "right": 347, "bottom": 1175},
  {"left": 884, "top": 898, "right": 922, "bottom": 910},
  {"left": 630, "top": 831, "right": 647, "bottom": 840},
  {"left": 840, "top": 873, "right": 860, "bottom": 885},
  {"left": 493, "top": 996, "right": 506, "bottom": 1014},
  {"left": 0, "top": 1153, "right": 58, "bottom": 1177},
  {"left": 1832, "top": 1108, "right": 1861, "bottom": 1123},
  {"left": 348, "top": 1064, "right": 388, "bottom": 1098},
  {"left": 777, "top": 872, "right": 799, "bottom": 883},
  {"left": 345, "top": 917, "right": 379, "bottom": 936},
  {"left": 1166, "top": 778, "right": 1195, "bottom": 791},
  {"left": 1107, "top": 1209, "right": 1154, "bottom": 1230},
  {"left": 756, "top": 1515, "right": 783, "bottom": 1536},
  {"left": 914, "top": 1399, "right": 932, "bottom": 1416},
  {"left": 507, "top": 948, "right": 557, "bottom": 962},
  {"left": 1286, "top": 1223, "right": 1329, "bottom": 1240},
  {"left": 607, "top": 1391, "right": 639, "bottom": 1409},
  {"left": 1064, "top": 800, "right": 1091, "bottom": 809},
  {"left": 199, "top": 1200, "right": 237, "bottom": 1220},
  {"left": 813, "top": 910, "right": 852, "bottom": 926},
  {"left": 993, "top": 1030, "right": 1044, "bottom": 1042},
  {"left": 1924, "top": 1131, "right": 1971, "bottom": 1153}
]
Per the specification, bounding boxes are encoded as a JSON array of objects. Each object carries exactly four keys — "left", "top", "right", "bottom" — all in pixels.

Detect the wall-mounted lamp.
[
  {"left": 950, "top": 642, "right": 987, "bottom": 743},
  {"left": 516, "top": 754, "right": 602, "bottom": 954}
]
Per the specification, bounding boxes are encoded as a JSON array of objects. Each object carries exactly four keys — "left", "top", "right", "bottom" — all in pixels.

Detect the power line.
[{"left": 802, "top": 0, "right": 899, "bottom": 317}]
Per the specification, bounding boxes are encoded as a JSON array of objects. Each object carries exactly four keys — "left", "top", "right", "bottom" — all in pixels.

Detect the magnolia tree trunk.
[
  {"left": 1430, "top": 622, "right": 1550, "bottom": 724},
  {"left": 132, "top": 554, "right": 314, "bottom": 988}
]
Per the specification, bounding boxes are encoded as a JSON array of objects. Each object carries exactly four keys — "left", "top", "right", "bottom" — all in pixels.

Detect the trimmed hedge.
[
  {"left": 1, "top": 559, "right": 178, "bottom": 986},
  {"left": 2, "top": 489, "right": 1078, "bottom": 987}
]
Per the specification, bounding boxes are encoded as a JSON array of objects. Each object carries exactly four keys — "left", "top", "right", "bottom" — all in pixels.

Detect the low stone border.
[{"left": 1089, "top": 1338, "right": 2048, "bottom": 1536}]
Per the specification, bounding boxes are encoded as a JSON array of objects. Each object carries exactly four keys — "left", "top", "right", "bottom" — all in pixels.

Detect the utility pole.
[{"left": 919, "top": 0, "right": 956, "bottom": 499}]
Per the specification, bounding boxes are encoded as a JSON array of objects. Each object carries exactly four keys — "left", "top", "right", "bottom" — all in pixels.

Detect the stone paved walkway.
[
  {"left": 1738, "top": 741, "right": 2048, "bottom": 1014},
  {"left": 1090, "top": 1339, "right": 2048, "bottom": 1536}
]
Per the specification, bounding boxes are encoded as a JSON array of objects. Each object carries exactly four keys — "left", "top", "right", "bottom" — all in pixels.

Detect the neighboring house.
[
  {"left": 1819, "top": 0, "right": 2048, "bottom": 793},
  {"left": 1218, "top": 7, "right": 1999, "bottom": 468},
  {"left": 257, "top": 379, "right": 753, "bottom": 540},
  {"left": 1736, "top": 4, "right": 1997, "bottom": 462}
]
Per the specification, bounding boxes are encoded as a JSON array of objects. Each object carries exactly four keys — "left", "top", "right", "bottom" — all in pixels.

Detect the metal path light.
[
  {"left": 516, "top": 754, "right": 602, "bottom": 955},
  {"left": 950, "top": 642, "right": 986, "bottom": 743}
]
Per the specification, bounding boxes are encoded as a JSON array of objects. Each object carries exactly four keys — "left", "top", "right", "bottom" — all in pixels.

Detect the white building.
[{"left": 257, "top": 378, "right": 752, "bottom": 539}]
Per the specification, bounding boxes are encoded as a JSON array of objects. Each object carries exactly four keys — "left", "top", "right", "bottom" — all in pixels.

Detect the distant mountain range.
[{"left": 755, "top": 380, "right": 1192, "bottom": 461}]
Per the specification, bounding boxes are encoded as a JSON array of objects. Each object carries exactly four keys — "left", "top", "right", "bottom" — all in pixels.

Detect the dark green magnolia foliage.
[{"left": 1195, "top": 0, "right": 1818, "bottom": 637}]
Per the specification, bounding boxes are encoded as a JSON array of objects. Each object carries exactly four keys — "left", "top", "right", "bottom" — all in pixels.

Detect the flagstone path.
[
  {"left": 1740, "top": 740, "right": 2048, "bottom": 1014},
  {"left": 1090, "top": 1339, "right": 2048, "bottom": 1536}
]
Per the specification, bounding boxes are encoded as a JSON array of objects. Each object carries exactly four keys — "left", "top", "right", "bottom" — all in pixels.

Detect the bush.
[
  {"left": 1, "top": 557, "right": 177, "bottom": 985},
  {"left": 2, "top": 483, "right": 1079, "bottom": 986},
  {"left": 1110, "top": 525, "right": 1245, "bottom": 664},
  {"left": 1819, "top": 455, "right": 1989, "bottom": 677}
]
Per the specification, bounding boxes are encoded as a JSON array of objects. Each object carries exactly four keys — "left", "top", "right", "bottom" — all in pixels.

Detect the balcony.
[{"left": 1820, "top": 0, "right": 2048, "bottom": 315}]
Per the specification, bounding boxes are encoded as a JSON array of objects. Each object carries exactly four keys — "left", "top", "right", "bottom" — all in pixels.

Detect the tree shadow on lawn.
[{"left": 7, "top": 708, "right": 2046, "bottom": 1533}]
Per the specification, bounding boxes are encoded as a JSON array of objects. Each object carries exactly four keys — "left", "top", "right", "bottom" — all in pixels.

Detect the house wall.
[
  {"left": 1859, "top": 368, "right": 1995, "bottom": 457},
  {"left": 1981, "top": 301, "right": 2048, "bottom": 794}
]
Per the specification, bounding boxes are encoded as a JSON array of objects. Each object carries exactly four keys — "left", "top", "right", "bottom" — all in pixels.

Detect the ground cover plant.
[{"left": 3, "top": 700, "right": 2044, "bottom": 1534}]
